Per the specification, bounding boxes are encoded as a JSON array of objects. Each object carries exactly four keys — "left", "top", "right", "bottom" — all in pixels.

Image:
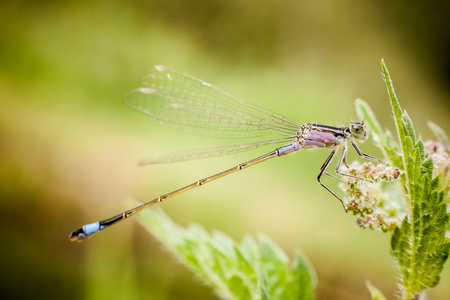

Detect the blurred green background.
[{"left": 1, "top": 1, "right": 449, "bottom": 299}]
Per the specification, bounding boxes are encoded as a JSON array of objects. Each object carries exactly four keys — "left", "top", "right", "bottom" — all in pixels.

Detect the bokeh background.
[{"left": 1, "top": 1, "right": 449, "bottom": 299}]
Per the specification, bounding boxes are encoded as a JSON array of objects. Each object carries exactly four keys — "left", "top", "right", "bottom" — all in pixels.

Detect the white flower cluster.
[{"left": 339, "top": 162, "right": 403, "bottom": 232}]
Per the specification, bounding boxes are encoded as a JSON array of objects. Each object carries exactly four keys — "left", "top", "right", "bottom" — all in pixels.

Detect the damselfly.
[{"left": 70, "top": 66, "right": 384, "bottom": 242}]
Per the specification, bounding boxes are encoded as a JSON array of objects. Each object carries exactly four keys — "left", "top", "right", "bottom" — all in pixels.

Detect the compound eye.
[{"left": 350, "top": 121, "right": 368, "bottom": 141}]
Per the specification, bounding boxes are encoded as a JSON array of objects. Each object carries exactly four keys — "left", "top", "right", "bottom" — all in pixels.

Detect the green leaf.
[
  {"left": 366, "top": 281, "right": 388, "bottom": 300},
  {"left": 134, "top": 207, "right": 317, "bottom": 300},
  {"left": 381, "top": 59, "right": 410, "bottom": 171},
  {"left": 381, "top": 59, "right": 450, "bottom": 299},
  {"left": 402, "top": 113, "right": 416, "bottom": 146},
  {"left": 287, "top": 253, "right": 317, "bottom": 300},
  {"left": 355, "top": 98, "right": 403, "bottom": 169}
]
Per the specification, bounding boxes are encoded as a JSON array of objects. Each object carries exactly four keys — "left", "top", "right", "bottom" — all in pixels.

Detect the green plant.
[
  {"left": 134, "top": 60, "right": 449, "bottom": 299},
  {"left": 353, "top": 60, "right": 450, "bottom": 300},
  {"left": 136, "top": 208, "right": 316, "bottom": 300}
]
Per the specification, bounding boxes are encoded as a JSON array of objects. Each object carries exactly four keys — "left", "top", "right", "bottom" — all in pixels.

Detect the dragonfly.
[{"left": 69, "top": 65, "right": 385, "bottom": 242}]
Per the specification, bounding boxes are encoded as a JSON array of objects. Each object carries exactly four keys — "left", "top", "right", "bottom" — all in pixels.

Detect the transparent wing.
[
  {"left": 123, "top": 66, "right": 300, "bottom": 139},
  {"left": 139, "top": 137, "right": 295, "bottom": 165}
]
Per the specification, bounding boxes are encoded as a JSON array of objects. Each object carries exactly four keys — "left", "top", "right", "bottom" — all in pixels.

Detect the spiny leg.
[
  {"left": 318, "top": 145, "right": 372, "bottom": 212},
  {"left": 324, "top": 146, "right": 347, "bottom": 182},
  {"left": 350, "top": 140, "right": 386, "bottom": 165},
  {"left": 316, "top": 149, "right": 347, "bottom": 211},
  {"left": 332, "top": 144, "right": 373, "bottom": 182},
  {"left": 319, "top": 139, "right": 388, "bottom": 212}
]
